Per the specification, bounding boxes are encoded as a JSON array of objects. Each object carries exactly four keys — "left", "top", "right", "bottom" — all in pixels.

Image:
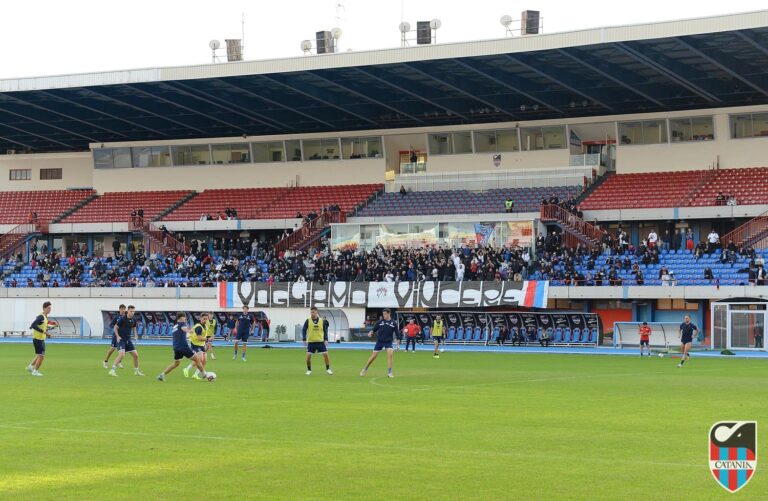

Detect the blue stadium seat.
[
  {"left": 572, "top": 328, "right": 582, "bottom": 343},
  {"left": 473, "top": 327, "right": 482, "bottom": 341},
  {"left": 456, "top": 327, "right": 464, "bottom": 341},
  {"left": 563, "top": 328, "right": 571, "bottom": 343},
  {"left": 554, "top": 327, "right": 563, "bottom": 343}
]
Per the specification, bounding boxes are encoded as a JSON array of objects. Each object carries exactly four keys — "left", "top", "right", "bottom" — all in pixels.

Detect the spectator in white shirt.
[
  {"left": 648, "top": 230, "right": 658, "bottom": 248},
  {"left": 707, "top": 229, "right": 720, "bottom": 254}
]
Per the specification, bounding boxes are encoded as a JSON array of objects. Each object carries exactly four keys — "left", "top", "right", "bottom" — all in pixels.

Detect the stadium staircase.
[
  {"left": 0, "top": 221, "right": 48, "bottom": 259},
  {"left": 573, "top": 171, "right": 613, "bottom": 206},
  {"left": 129, "top": 216, "right": 188, "bottom": 256},
  {"left": 722, "top": 208, "right": 768, "bottom": 249},
  {"left": 156, "top": 191, "right": 199, "bottom": 221},
  {"left": 51, "top": 191, "right": 99, "bottom": 223},
  {"left": 348, "top": 185, "right": 386, "bottom": 217},
  {"left": 540, "top": 204, "right": 607, "bottom": 251},
  {"left": 675, "top": 167, "right": 718, "bottom": 207},
  {"left": 274, "top": 211, "right": 346, "bottom": 252}
]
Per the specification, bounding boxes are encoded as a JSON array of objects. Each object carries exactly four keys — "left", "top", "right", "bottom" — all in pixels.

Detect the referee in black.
[{"left": 677, "top": 315, "right": 699, "bottom": 368}]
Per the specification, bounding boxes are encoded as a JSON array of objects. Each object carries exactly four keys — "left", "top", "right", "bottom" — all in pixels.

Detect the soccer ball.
[
  {"left": 658, "top": 353, "right": 664, "bottom": 358},
  {"left": 205, "top": 372, "right": 217, "bottom": 381}
]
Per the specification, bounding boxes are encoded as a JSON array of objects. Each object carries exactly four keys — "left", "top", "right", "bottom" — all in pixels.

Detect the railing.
[
  {"left": 540, "top": 204, "right": 607, "bottom": 249},
  {"left": 0, "top": 223, "right": 36, "bottom": 257},
  {"left": 569, "top": 153, "right": 601, "bottom": 167},
  {"left": 387, "top": 166, "right": 594, "bottom": 193},
  {"left": 274, "top": 210, "right": 346, "bottom": 252},
  {"left": 130, "top": 216, "right": 189, "bottom": 255},
  {"left": 721, "top": 208, "right": 768, "bottom": 248},
  {"left": 675, "top": 167, "right": 718, "bottom": 207}
]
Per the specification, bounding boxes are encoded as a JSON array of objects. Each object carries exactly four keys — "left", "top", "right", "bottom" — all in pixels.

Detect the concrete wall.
[
  {"left": 90, "top": 158, "right": 385, "bottom": 192},
  {"left": 426, "top": 149, "right": 569, "bottom": 173},
  {"left": 0, "top": 152, "right": 93, "bottom": 191},
  {"left": 0, "top": 289, "right": 365, "bottom": 340}
]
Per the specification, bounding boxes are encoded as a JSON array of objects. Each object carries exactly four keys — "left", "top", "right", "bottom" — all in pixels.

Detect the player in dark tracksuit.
[
  {"left": 360, "top": 309, "right": 399, "bottom": 378},
  {"left": 233, "top": 305, "right": 254, "bottom": 362},
  {"left": 677, "top": 315, "right": 699, "bottom": 368},
  {"left": 103, "top": 304, "right": 126, "bottom": 369}
]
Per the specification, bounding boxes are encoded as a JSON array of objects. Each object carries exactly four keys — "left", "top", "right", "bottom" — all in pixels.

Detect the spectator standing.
[
  {"left": 638, "top": 321, "right": 652, "bottom": 356},
  {"left": 648, "top": 230, "right": 658, "bottom": 249},
  {"left": 404, "top": 319, "right": 421, "bottom": 352},
  {"left": 707, "top": 229, "right": 720, "bottom": 255},
  {"left": 755, "top": 325, "right": 764, "bottom": 348},
  {"left": 504, "top": 198, "right": 514, "bottom": 213}
]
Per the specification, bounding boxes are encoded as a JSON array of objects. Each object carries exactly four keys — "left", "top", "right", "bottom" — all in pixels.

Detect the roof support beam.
[
  {"left": 0, "top": 122, "right": 77, "bottom": 150},
  {"left": 0, "top": 107, "right": 98, "bottom": 144},
  {"left": 0, "top": 134, "right": 36, "bottom": 150},
  {"left": 733, "top": 30, "right": 768, "bottom": 57},
  {"left": 84, "top": 88, "right": 209, "bottom": 135},
  {"left": 556, "top": 49, "right": 666, "bottom": 107},
  {"left": 451, "top": 58, "right": 564, "bottom": 114},
  {"left": 125, "top": 84, "right": 250, "bottom": 134},
  {"left": 308, "top": 71, "right": 424, "bottom": 123},
  {"left": 401, "top": 63, "right": 519, "bottom": 120},
  {"left": 613, "top": 42, "right": 721, "bottom": 104},
  {"left": 38, "top": 90, "right": 169, "bottom": 137},
  {"left": 220, "top": 78, "right": 337, "bottom": 129},
  {"left": 0, "top": 94, "right": 128, "bottom": 139},
  {"left": 674, "top": 37, "right": 768, "bottom": 98},
  {"left": 503, "top": 54, "right": 613, "bottom": 111},
  {"left": 352, "top": 67, "right": 470, "bottom": 120},
  {"left": 258, "top": 74, "right": 379, "bottom": 127},
  {"left": 164, "top": 81, "right": 293, "bottom": 131}
]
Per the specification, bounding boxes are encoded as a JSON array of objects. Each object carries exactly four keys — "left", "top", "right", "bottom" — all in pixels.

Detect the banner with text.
[{"left": 218, "top": 280, "right": 549, "bottom": 309}]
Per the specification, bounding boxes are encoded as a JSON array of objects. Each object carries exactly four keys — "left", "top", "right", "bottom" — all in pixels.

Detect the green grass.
[{"left": 0, "top": 344, "right": 765, "bottom": 500}]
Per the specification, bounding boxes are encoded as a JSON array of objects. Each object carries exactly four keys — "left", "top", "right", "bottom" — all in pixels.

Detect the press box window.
[
  {"left": 40, "top": 168, "right": 62, "bottom": 180},
  {"left": 9, "top": 169, "right": 31, "bottom": 181}
]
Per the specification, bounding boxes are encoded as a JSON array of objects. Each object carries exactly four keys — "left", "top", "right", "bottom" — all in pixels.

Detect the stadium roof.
[{"left": 1, "top": 10, "right": 768, "bottom": 152}]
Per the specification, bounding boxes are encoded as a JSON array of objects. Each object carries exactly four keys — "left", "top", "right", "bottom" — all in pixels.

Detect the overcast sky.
[{"left": 0, "top": 0, "right": 765, "bottom": 79}]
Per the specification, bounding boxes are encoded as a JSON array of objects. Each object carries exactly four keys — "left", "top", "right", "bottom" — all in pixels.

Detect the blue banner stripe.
[
  {"left": 227, "top": 283, "right": 235, "bottom": 308},
  {"left": 534, "top": 281, "right": 546, "bottom": 308}
]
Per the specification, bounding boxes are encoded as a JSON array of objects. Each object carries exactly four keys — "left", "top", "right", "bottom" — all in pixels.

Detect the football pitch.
[{"left": 0, "top": 344, "right": 765, "bottom": 500}]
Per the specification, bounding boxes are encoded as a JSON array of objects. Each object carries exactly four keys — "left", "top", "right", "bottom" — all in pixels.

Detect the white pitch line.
[{"left": 0, "top": 423, "right": 700, "bottom": 469}]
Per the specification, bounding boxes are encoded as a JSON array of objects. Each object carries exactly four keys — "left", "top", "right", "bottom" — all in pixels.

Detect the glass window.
[
  {"left": 131, "top": 146, "right": 170, "bottom": 167},
  {"left": 285, "top": 140, "right": 302, "bottom": 161},
  {"left": 496, "top": 129, "right": 520, "bottom": 151},
  {"left": 40, "top": 168, "right": 62, "bottom": 180},
  {"left": 9, "top": 169, "right": 31, "bottom": 180},
  {"left": 619, "top": 120, "right": 667, "bottom": 145},
  {"left": 619, "top": 122, "right": 642, "bottom": 145},
  {"left": 473, "top": 130, "right": 497, "bottom": 153},
  {"left": 520, "top": 127, "right": 544, "bottom": 151},
  {"left": 452, "top": 131, "right": 472, "bottom": 153},
  {"left": 732, "top": 112, "right": 768, "bottom": 138},
  {"left": 670, "top": 116, "right": 714, "bottom": 142},
  {"left": 341, "top": 137, "right": 383, "bottom": 159},
  {"left": 171, "top": 144, "right": 211, "bottom": 166},
  {"left": 252, "top": 141, "right": 285, "bottom": 163},
  {"left": 303, "top": 138, "right": 340, "bottom": 161},
  {"left": 428, "top": 133, "right": 451, "bottom": 155},
  {"left": 641, "top": 119, "right": 667, "bottom": 144},
  {"left": 211, "top": 143, "right": 250, "bottom": 164},
  {"left": 542, "top": 126, "right": 565, "bottom": 149},
  {"left": 113, "top": 148, "right": 132, "bottom": 168},
  {"left": 94, "top": 148, "right": 113, "bottom": 169}
]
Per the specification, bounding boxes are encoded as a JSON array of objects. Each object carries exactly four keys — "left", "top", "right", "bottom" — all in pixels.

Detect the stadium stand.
[
  {"left": 258, "top": 184, "right": 382, "bottom": 219},
  {"left": 580, "top": 168, "right": 768, "bottom": 210},
  {"left": 161, "top": 184, "right": 381, "bottom": 221},
  {"left": 161, "top": 187, "right": 289, "bottom": 221},
  {"left": 579, "top": 171, "right": 704, "bottom": 210},
  {"left": 688, "top": 167, "right": 768, "bottom": 206},
  {"left": 60, "top": 190, "right": 192, "bottom": 223},
  {"left": 0, "top": 189, "right": 95, "bottom": 224},
  {"left": 356, "top": 185, "right": 580, "bottom": 217},
  {"left": 543, "top": 248, "right": 753, "bottom": 286}
]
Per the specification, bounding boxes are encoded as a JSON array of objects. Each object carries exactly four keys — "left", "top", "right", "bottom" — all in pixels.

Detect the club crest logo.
[
  {"left": 709, "top": 421, "right": 757, "bottom": 493},
  {"left": 376, "top": 287, "right": 387, "bottom": 298}
]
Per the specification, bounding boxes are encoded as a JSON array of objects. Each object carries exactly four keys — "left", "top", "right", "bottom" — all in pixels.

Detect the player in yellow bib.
[
  {"left": 26, "top": 301, "right": 57, "bottom": 376},
  {"left": 431, "top": 314, "right": 445, "bottom": 358},
  {"left": 301, "top": 307, "right": 333, "bottom": 375},
  {"left": 184, "top": 313, "right": 209, "bottom": 380},
  {"left": 204, "top": 313, "right": 217, "bottom": 360}
]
